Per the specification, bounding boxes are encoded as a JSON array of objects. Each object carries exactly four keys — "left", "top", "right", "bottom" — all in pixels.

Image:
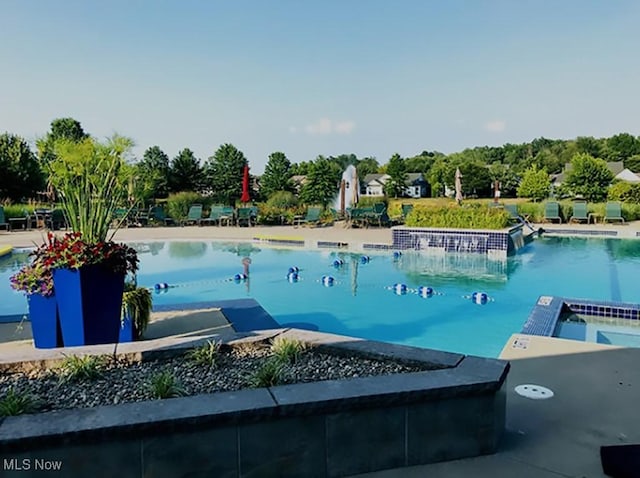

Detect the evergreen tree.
[
  {"left": 260, "top": 151, "right": 293, "bottom": 199},
  {"left": 169, "top": 148, "right": 203, "bottom": 192},
  {"left": 203, "top": 143, "right": 248, "bottom": 204},
  {"left": 300, "top": 157, "right": 340, "bottom": 206}
]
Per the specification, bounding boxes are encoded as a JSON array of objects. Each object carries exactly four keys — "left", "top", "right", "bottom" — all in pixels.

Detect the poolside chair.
[
  {"left": 569, "top": 202, "right": 589, "bottom": 224},
  {"left": 604, "top": 202, "right": 625, "bottom": 223},
  {"left": 544, "top": 202, "right": 562, "bottom": 223},
  {"left": 401, "top": 204, "right": 414, "bottom": 222},
  {"left": 0, "top": 206, "right": 10, "bottom": 231},
  {"left": 201, "top": 205, "right": 224, "bottom": 226},
  {"left": 366, "top": 203, "right": 390, "bottom": 227},
  {"left": 182, "top": 204, "right": 203, "bottom": 226},
  {"left": 46, "top": 209, "right": 67, "bottom": 230},
  {"left": 348, "top": 207, "right": 374, "bottom": 228},
  {"left": 148, "top": 205, "right": 176, "bottom": 226},
  {"left": 294, "top": 206, "right": 322, "bottom": 227},
  {"left": 236, "top": 207, "right": 254, "bottom": 227}
]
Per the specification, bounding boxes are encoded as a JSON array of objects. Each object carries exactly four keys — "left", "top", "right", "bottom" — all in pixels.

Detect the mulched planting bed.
[{"left": 0, "top": 341, "right": 429, "bottom": 415}]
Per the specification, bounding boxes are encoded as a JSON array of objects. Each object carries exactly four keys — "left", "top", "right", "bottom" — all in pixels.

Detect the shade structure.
[
  {"left": 455, "top": 167, "right": 463, "bottom": 203},
  {"left": 240, "top": 164, "right": 250, "bottom": 203}
]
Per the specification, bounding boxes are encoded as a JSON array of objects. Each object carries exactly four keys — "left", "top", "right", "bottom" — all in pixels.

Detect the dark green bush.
[
  {"left": 405, "top": 204, "right": 511, "bottom": 229},
  {"left": 166, "top": 191, "right": 205, "bottom": 221},
  {"left": 266, "top": 191, "right": 298, "bottom": 209},
  {"left": 356, "top": 196, "right": 388, "bottom": 209},
  {"left": 608, "top": 182, "right": 640, "bottom": 204}
]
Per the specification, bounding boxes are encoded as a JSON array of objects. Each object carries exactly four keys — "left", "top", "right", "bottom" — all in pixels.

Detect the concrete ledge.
[{"left": 0, "top": 330, "right": 509, "bottom": 477}]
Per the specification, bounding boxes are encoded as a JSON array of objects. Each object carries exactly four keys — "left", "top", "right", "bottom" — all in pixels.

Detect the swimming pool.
[{"left": 1, "top": 237, "right": 639, "bottom": 358}]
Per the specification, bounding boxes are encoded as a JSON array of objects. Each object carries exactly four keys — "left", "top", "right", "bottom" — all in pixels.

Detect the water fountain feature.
[{"left": 333, "top": 165, "right": 359, "bottom": 215}]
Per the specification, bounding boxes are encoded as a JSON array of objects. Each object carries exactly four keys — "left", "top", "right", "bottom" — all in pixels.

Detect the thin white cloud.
[
  {"left": 334, "top": 120, "right": 356, "bottom": 134},
  {"left": 484, "top": 120, "right": 506, "bottom": 132},
  {"left": 303, "top": 118, "right": 356, "bottom": 135}
]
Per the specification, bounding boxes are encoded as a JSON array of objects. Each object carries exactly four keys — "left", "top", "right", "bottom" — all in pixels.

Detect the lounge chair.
[
  {"left": 46, "top": 209, "right": 67, "bottom": 230},
  {"left": 0, "top": 206, "right": 10, "bottom": 231},
  {"left": 201, "top": 205, "right": 224, "bottom": 226},
  {"left": 401, "top": 204, "right": 414, "bottom": 221},
  {"left": 366, "top": 203, "right": 389, "bottom": 227},
  {"left": 294, "top": 206, "right": 322, "bottom": 227},
  {"left": 236, "top": 207, "right": 254, "bottom": 227},
  {"left": 604, "top": 202, "right": 625, "bottom": 223},
  {"left": 182, "top": 204, "right": 203, "bottom": 226},
  {"left": 148, "top": 206, "right": 176, "bottom": 226},
  {"left": 569, "top": 202, "right": 589, "bottom": 224},
  {"left": 544, "top": 202, "right": 562, "bottom": 223},
  {"left": 348, "top": 207, "right": 374, "bottom": 228}
]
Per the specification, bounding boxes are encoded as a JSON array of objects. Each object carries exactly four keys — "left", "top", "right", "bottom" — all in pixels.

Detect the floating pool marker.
[
  {"left": 234, "top": 273, "right": 248, "bottom": 281},
  {"left": 418, "top": 286, "right": 434, "bottom": 298},
  {"left": 392, "top": 283, "right": 407, "bottom": 295},
  {"left": 287, "top": 271, "right": 299, "bottom": 283},
  {"left": 321, "top": 275, "right": 335, "bottom": 287},
  {"left": 154, "top": 283, "right": 170, "bottom": 290},
  {"left": 288, "top": 266, "right": 299, "bottom": 274},
  {"left": 332, "top": 259, "right": 344, "bottom": 267},
  {"left": 360, "top": 255, "right": 370, "bottom": 264},
  {"left": 514, "top": 384, "right": 554, "bottom": 400},
  {"left": 471, "top": 292, "right": 489, "bottom": 305},
  {"left": 393, "top": 251, "right": 402, "bottom": 260}
]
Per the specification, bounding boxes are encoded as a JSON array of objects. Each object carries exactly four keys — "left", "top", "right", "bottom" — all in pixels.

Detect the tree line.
[{"left": 1, "top": 117, "right": 639, "bottom": 206}]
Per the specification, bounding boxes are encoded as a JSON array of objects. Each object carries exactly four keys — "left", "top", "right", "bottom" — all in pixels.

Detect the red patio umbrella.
[{"left": 240, "top": 164, "right": 251, "bottom": 203}]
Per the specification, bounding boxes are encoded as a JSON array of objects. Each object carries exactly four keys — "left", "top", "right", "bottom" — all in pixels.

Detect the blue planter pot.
[
  {"left": 118, "top": 313, "right": 137, "bottom": 343},
  {"left": 53, "top": 266, "right": 125, "bottom": 346},
  {"left": 27, "top": 294, "right": 63, "bottom": 349}
]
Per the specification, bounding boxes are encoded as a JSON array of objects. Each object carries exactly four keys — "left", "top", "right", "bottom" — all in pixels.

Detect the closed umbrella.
[
  {"left": 455, "top": 168, "right": 463, "bottom": 204},
  {"left": 240, "top": 165, "right": 250, "bottom": 203}
]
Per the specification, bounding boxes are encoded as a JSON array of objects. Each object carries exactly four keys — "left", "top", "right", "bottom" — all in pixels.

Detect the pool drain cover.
[{"left": 515, "top": 384, "right": 554, "bottom": 400}]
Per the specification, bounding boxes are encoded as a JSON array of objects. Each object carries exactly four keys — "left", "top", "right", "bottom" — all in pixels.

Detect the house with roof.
[
  {"left": 361, "top": 173, "right": 429, "bottom": 198},
  {"left": 550, "top": 161, "right": 640, "bottom": 187}
]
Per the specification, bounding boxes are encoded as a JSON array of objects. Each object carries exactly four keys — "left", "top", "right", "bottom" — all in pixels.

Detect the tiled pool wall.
[
  {"left": 522, "top": 296, "right": 640, "bottom": 337},
  {"left": 0, "top": 330, "right": 509, "bottom": 478},
  {"left": 391, "top": 226, "right": 524, "bottom": 258}
]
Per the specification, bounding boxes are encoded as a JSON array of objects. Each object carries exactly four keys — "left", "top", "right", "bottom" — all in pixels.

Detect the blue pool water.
[{"left": 1, "top": 237, "right": 639, "bottom": 358}]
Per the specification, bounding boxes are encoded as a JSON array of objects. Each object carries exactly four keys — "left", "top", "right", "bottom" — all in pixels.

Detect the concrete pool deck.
[{"left": 1, "top": 222, "right": 640, "bottom": 476}]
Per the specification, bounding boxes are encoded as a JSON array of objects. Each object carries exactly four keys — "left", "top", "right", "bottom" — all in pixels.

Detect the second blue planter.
[
  {"left": 28, "top": 294, "right": 63, "bottom": 349},
  {"left": 53, "top": 266, "right": 125, "bottom": 346}
]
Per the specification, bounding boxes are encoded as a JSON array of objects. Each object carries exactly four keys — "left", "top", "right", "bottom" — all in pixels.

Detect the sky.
[{"left": 2, "top": 0, "right": 640, "bottom": 173}]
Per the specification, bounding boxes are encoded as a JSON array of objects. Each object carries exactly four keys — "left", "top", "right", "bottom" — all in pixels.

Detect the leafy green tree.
[
  {"left": 384, "top": 153, "right": 407, "bottom": 198},
  {"left": 299, "top": 157, "right": 339, "bottom": 206},
  {"left": 354, "top": 157, "right": 380, "bottom": 192},
  {"left": 260, "top": 152, "right": 293, "bottom": 198},
  {"left": 454, "top": 160, "right": 492, "bottom": 197},
  {"left": 290, "top": 161, "right": 312, "bottom": 176},
  {"left": 488, "top": 162, "right": 520, "bottom": 197},
  {"left": 37, "top": 117, "right": 89, "bottom": 163},
  {"left": 203, "top": 143, "right": 248, "bottom": 204},
  {"left": 169, "top": 148, "right": 203, "bottom": 193},
  {"left": 564, "top": 153, "right": 613, "bottom": 201},
  {"left": 137, "top": 146, "right": 170, "bottom": 201},
  {"left": 428, "top": 158, "right": 449, "bottom": 197},
  {"left": 517, "top": 164, "right": 550, "bottom": 201},
  {"left": 574, "top": 136, "right": 604, "bottom": 158},
  {"left": 0, "top": 133, "right": 45, "bottom": 201},
  {"left": 606, "top": 133, "right": 640, "bottom": 162},
  {"left": 624, "top": 154, "right": 640, "bottom": 173}
]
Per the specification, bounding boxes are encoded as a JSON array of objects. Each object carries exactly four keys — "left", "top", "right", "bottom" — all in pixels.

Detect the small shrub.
[
  {"left": 266, "top": 191, "right": 298, "bottom": 209},
  {"left": 248, "top": 358, "right": 284, "bottom": 388},
  {"left": 58, "top": 355, "right": 105, "bottom": 382},
  {"left": 405, "top": 204, "right": 511, "bottom": 229},
  {"left": 357, "top": 196, "right": 388, "bottom": 209},
  {"left": 166, "top": 191, "right": 204, "bottom": 221},
  {"left": 188, "top": 340, "right": 221, "bottom": 367},
  {"left": 147, "top": 371, "right": 186, "bottom": 399},
  {"left": 271, "top": 337, "right": 306, "bottom": 364},
  {"left": 0, "top": 387, "right": 38, "bottom": 417},
  {"left": 608, "top": 182, "right": 640, "bottom": 204}
]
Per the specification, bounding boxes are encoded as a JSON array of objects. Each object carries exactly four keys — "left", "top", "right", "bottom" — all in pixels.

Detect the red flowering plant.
[
  {"left": 34, "top": 232, "right": 139, "bottom": 275},
  {"left": 10, "top": 232, "right": 138, "bottom": 297}
]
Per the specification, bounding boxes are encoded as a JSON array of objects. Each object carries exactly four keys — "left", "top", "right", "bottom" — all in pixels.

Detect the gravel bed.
[{"left": 0, "top": 343, "right": 426, "bottom": 414}]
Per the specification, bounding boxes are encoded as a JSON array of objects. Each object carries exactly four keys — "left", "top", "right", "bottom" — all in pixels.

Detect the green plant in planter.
[
  {"left": 147, "top": 371, "right": 186, "bottom": 399},
  {"left": 187, "top": 340, "right": 221, "bottom": 367},
  {"left": 248, "top": 358, "right": 285, "bottom": 388},
  {"left": 58, "top": 355, "right": 106, "bottom": 382},
  {"left": 122, "top": 283, "right": 153, "bottom": 339},
  {"left": 271, "top": 337, "right": 306, "bottom": 364},
  {"left": 0, "top": 387, "right": 39, "bottom": 417}
]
